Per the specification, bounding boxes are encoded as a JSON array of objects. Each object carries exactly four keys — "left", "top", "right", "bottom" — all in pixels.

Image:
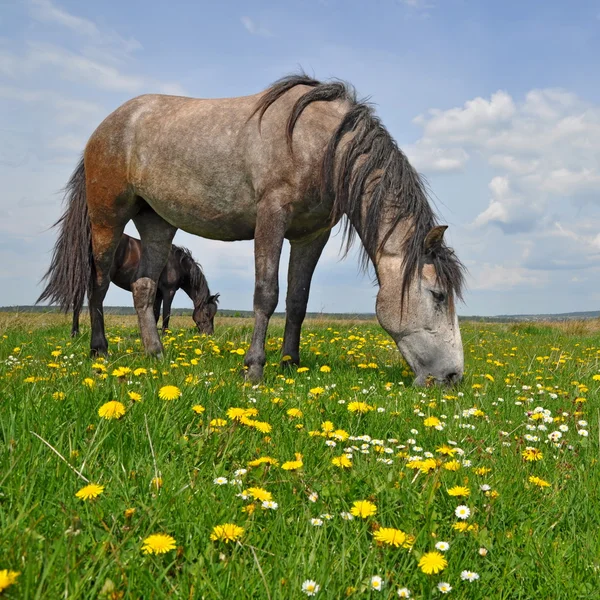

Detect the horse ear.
[
  {"left": 210, "top": 293, "right": 220, "bottom": 304},
  {"left": 424, "top": 226, "right": 447, "bottom": 253}
]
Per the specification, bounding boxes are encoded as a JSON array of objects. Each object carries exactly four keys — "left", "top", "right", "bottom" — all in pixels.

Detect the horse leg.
[
  {"left": 153, "top": 290, "right": 163, "bottom": 325},
  {"left": 71, "top": 299, "right": 82, "bottom": 337},
  {"left": 281, "top": 231, "right": 330, "bottom": 366},
  {"left": 161, "top": 288, "right": 176, "bottom": 334},
  {"left": 131, "top": 206, "right": 177, "bottom": 356},
  {"left": 244, "top": 205, "right": 289, "bottom": 381},
  {"left": 88, "top": 223, "right": 125, "bottom": 355}
]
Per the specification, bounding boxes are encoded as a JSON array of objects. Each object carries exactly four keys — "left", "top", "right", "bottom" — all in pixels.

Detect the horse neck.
[{"left": 182, "top": 267, "right": 209, "bottom": 308}]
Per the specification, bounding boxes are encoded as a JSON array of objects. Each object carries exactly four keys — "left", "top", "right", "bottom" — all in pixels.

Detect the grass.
[{"left": 1, "top": 315, "right": 600, "bottom": 598}]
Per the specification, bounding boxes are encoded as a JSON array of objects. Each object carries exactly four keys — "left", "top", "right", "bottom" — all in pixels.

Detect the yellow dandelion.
[
  {"left": 529, "top": 475, "right": 551, "bottom": 488},
  {"left": 281, "top": 459, "right": 303, "bottom": 471},
  {"left": 210, "top": 523, "right": 244, "bottom": 543},
  {"left": 347, "top": 401, "right": 374, "bottom": 414},
  {"left": 124, "top": 508, "right": 136, "bottom": 518},
  {"left": 286, "top": 408, "right": 303, "bottom": 418},
  {"left": 82, "top": 378, "right": 95, "bottom": 388},
  {"left": 447, "top": 486, "right": 470, "bottom": 497},
  {"left": 319, "top": 365, "right": 331, "bottom": 372},
  {"left": 151, "top": 477, "right": 163, "bottom": 490},
  {"left": 350, "top": 500, "right": 377, "bottom": 519},
  {"left": 484, "top": 374, "right": 495, "bottom": 382},
  {"left": 75, "top": 483, "right": 104, "bottom": 501},
  {"left": 297, "top": 367, "right": 309, "bottom": 373},
  {"left": 373, "top": 528, "right": 414, "bottom": 548},
  {"left": 158, "top": 385, "right": 181, "bottom": 400},
  {"left": 332, "top": 455, "right": 353, "bottom": 468},
  {"left": 309, "top": 387, "right": 325, "bottom": 396},
  {"left": 248, "top": 456, "right": 279, "bottom": 468},
  {"left": 192, "top": 404, "right": 205, "bottom": 414},
  {"left": 98, "top": 401, "right": 126, "bottom": 420},
  {"left": 423, "top": 416, "right": 441, "bottom": 427},
  {"left": 0, "top": 570, "right": 20, "bottom": 593},
  {"left": 522, "top": 447, "right": 543, "bottom": 462},
  {"left": 134, "top": 368, "right": 147, "bottom": 376},
  {"left": 245, "top": 487, "right": 272, "bottom": 502},
  {"left": 128, "top": 391, "right": 142, "bottom": 402},
  {"left": 142, "top": 533, "right": 176, "bottom": 554},
  {"left": 418, "top": 551, "right": 447, "bottom": 574},
  {"left": 443, "top": 460, "right": 461, "bottom": 471},
  {"left": 474, "top": 466, "right": 491, "bottom": 475}
]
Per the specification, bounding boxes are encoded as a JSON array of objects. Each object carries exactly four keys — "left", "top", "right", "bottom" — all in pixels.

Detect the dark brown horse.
[
  {"left": 54, "top": 233, "right": 219, "bottom": 336},
  {"left": 38, "top": 74, "right": 465, "bottom": 386}
]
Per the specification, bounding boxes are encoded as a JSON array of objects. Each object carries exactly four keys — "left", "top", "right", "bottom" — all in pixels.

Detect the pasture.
[{"left": 1, "top": 314, "right": 600, "bottom": 598}]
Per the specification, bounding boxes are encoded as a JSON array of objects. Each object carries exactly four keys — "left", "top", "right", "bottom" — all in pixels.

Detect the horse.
[
  {"left": 67, "top": 233, "right": 219, "bottom": 337},
  {"left": 38, "top": 74, "right": 465, "bottom": 386}
]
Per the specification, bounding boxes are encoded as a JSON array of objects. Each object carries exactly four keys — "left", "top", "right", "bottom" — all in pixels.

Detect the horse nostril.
[{"left": 445, "top": 372, "right": 461, "bottom": 384}]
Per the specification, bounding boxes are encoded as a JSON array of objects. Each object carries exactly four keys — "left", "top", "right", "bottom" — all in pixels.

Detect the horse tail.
[{"left": 37, "top": 156, "right": 93, "bottom": 312}]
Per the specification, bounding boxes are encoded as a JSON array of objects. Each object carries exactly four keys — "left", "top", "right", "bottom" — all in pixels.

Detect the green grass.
[{"left": 1, "top": 317, "right": 600, "bottom": 599}]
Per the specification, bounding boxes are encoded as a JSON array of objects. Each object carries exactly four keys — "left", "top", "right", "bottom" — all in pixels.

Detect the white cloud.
[
  {"left": 241, "top": 16, "right": 273, "bottom": 37},
  {"left": 469, "top": 264, "right": 547, "bottom": 291}
]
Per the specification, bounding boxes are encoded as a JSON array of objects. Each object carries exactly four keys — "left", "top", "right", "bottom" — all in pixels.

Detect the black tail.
[{"left": 37, "top": 156, "right": 93, "bottom": 312}]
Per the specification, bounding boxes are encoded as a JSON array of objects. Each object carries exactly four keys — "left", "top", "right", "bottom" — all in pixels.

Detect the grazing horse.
[
  {"left": 38, "top": 74, "right": 465, "bottom": 386},
  {"left": 68, "top": 234, "right": 219, "bottom": 337}
]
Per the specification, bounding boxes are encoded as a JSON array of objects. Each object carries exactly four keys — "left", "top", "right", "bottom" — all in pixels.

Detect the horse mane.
[
  {"left": 171, "top": 245, "right": 212, "bottom": 306},
  {"left": 252, "top": 74, "right": 465, "bottom": 309}
]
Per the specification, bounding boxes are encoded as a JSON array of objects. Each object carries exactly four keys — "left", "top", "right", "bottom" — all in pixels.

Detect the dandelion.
[
  {"left": 287, "top": 408, "right": 303, "bottom": 418},
  {"left": 192, "top": 404, "right": 205, "bottom": 414},
  {"left": 370, "top": 576, "right": 384, "bottom": 591},
  {"left": 332, "top": 455, "right": 352, "bottom": 468},
  {"left": 529, "top": 475, "right": 551, "bottom": 488},
  {"left": 443, "top": 460, "right": 461, "bottom": 471},
  {"left": 142, "top": 533, "right": 177, "bottom": 554},
  {"left": 158, "top": 385, "right": 181, "bottom": 400},
  {"left": 302, "top": 580, "right": 320, "bottom": 596},
  {"left": 423, "top": 416, "right": 441, "bottom": 427},
  {"left": 437, "top": 582, "right": 452, "bottom": 594},
  {"left": 435, "top": 541, "right": 450, "bottom": 552},
  {"left": 522, "top": 447, "right": 543, "bottom": 461},
  {"left": 210, "top": 523, "right": 244, "bottom": 543},
  {"left": 461, "top": 570, "right": 480, "bottom": 582},
  {"left": 98, "top": 401, "right": 126, "bottom": 420},
  {"left": 128, "top": 391, "right": 142, "bottom": 402},
  {"left": 75, "top": 483, "right": 104, "bottom": 501},
  {"left": 309, "top": 387, "right": 325, "bottom": 396},
  {"left": 447, "top": 485, "right": 470, "bottom": 497},
  {"left": 282, "top": 458, "right": 303, "bottom": 471},
  {"left": 455, "top": 505, "right": 471, "bottom": 519},
  {"left": 83, "top": 378, "right": 95, "bottom": 388},
  {"left": 350, "top": 500, "right": 377, "bottom": 519},
  {"left": 319, "top": 365, "right": 331, "bottom": 373},
  {"left": 374, "top": 528, "right": 413, "bottom": 548},
  {"left": 0, "top": 570, "right": 19, "bottom": 593},
  {"left": 397, "top": 588, "right": 411, "bottom": 598},
  {"left": 347, "top": 401, "right": 374, "bottom": 414},
  {"left": 124, "top": 508, "right": 136, "bottom": 518},
  {"left": 151, "top": 477, "right": 163, "bottom": 490},
  {"left": 418, "top": 551, "right": 447, "bottom": 574}
]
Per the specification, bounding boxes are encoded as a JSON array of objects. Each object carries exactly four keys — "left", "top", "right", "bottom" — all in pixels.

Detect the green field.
[{"left": 1, "top": 314, "right": 600, "bottom": 599}]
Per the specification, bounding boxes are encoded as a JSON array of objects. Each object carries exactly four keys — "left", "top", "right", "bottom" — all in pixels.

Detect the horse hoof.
[
  {"left": 90, "top": 347, "right": 108, "bottom": 357},
  {"left": 245, "top": 364, "right": 264, "bottom": 383}
]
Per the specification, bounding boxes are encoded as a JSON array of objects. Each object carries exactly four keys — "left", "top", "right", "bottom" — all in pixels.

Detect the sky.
[{"left": 0, "top": 0, "right": 599, "bottom": 316}]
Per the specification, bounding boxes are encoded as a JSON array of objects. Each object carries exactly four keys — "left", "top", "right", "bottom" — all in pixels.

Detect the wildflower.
[
  {"left": 262, "top": 500, "right": 278, "bottom": 510},
  {"left": 301, "top": 580, "right": 320, "bottom": 596},
  {"left": 309, "top": 387, "right": 324, "bottom": 396},
  {"left": 423, "top": 416, "right": 441, "bottom": 427},
  {"left": 437, "top": 582, "right": 452, "bottom": 594},
  {"left": 311, "top": 518, "right": 324, "bottom": 527},
  {"left": 124, "top": 508, "right": 136, "bottom": 518},
  {"left": 227, "top": 407, "right": 253, "bottom": 421},
  {"left": 455, "top": 505, "right": 471, "bottom": 519},
  {"left": 522, "top": 447, "right": 543, "bottom": 461},
  {"left": 287, "top": 408, "right": 303, "bottom": 418},
  {"left": 578, "top": 429, "right": 589, "bottom": 437},
  {"left": 210, "top": 523, "right": 244, "bottom": 543},
  {"left": 245, "top": 487, "right": 273, "bottom": 502},
  {"left": 83, "top": 378, "right": 95, "bottom": 388},
  {"left": 142, "top": 533, "right": 177, "bottom": 554},
  {"left": 373, "top": 528, "right": 413, "bottom": 548},
  {"left": 370, "top": 576, "right": 384, "bottom": 591},
  {"left": 248, "top": 456, "right": 279, "bottom": 467},
  {"left": 447, "top": 486, "right": 470, "bottom": 497},
  {"left": 443, "top": 460, "right": 461, "bottom": 471},
  {"left": 297, "top": 366, "right": 309, "bottom": 373},
  {"left": 158, "top": 385, "right": 182, "bottom": 400},
  {"left": 479, "top": 547, "right": 488, "bottom": 556},
  {"left": 347, "top": 401, "right": 374, "bottom": 413},
  {"left": 128, "top": 391, "right": 142, "bottom": 402},
  {"left": 418, "top": 551, "right": 447, "bottom": 575},
  {"left": 308, "top": 492, "right": 319, "bottom": 503},
  {"left": 0, "top": 570, "right": 19, "bottom": 593},
  {"left": 75, "top": 483, "right": 104, "bottom": 501},
  {"left": 213, "top": 477, "right": 228, "bottom": 485},
  {"left": 350, "top": 500, "right": 377, "bottom": 519},
  {"left": 397, "top": 588, "right": 411, "bottom": 598},
  {"left": 133, "top": 367, "right": 147, "bottom": 376},
  {"left": 435, "top": 541, "right": 450, "bottom": 552},
  {"left": 332, "top": 455, "right": 352, "bottom": 468},
  {"left": 151, "top": 477, "right": 163, "bottom": 490},
  {"left": 461, "top": 570, "right": 480, "bottom": 582},
  {"left": 52, "top": 391, "right": 65, "bottom": 400},
  {"left": 281, "top": 456, "right": 303, "bottom": 471},
  {"left": 340, "top": 511, "right": 354, "bottom": 520},
  {"left": 98, "top": 401, "right": 126, "bottom": 420},
  {"left": 192, "top": 404, "right": 205, "bottom": 414},
  {"left": 529, "top": 475, "right": 551, "bottom": 488},
  {"left": 320, "top": 365, "right": 331, "bottom": 373}
]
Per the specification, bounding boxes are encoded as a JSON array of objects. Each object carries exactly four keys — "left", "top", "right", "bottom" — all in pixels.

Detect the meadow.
[{"left": 1, "top": 313, "right": 600, "bottom": 599}]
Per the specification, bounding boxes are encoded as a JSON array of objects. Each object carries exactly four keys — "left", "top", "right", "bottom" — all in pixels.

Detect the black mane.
[
  {"left": 171, "top": 245, "right": 212, "bottom": 306},
  {"left": 253, "top": 74, "right": 465, "bottom": 310}
]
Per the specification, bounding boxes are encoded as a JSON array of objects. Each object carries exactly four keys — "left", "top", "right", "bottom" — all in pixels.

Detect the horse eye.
[{"left": 431, "top": 291, "right": 445, "bottom": 303}]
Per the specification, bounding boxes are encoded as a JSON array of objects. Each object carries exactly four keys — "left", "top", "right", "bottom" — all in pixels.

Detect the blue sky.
[{"left": 1, "top": 0, "right": 599, "bottom": 315}]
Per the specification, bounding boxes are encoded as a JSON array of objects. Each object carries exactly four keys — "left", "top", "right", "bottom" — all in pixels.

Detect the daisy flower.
[
  {"left": 370, "top": 576, "right": 384, "bottom": 591},
  {"left": 397, "top": 588, "right": 411, "bottom": 598},
  {"left": 435, "top": 541, "right": 450, "bottom": 552},
  {"left": 302, "top": 580, "right": 320, "bottom": 596},
  {"left": 437, "top": 582, "right": 452, "bottom": 594},
  {"left": 461, "top": 570, "right": 480, "bottom": 582},
  {"left": 455, "top": 505, "right": 471, "bottom": 519}
]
